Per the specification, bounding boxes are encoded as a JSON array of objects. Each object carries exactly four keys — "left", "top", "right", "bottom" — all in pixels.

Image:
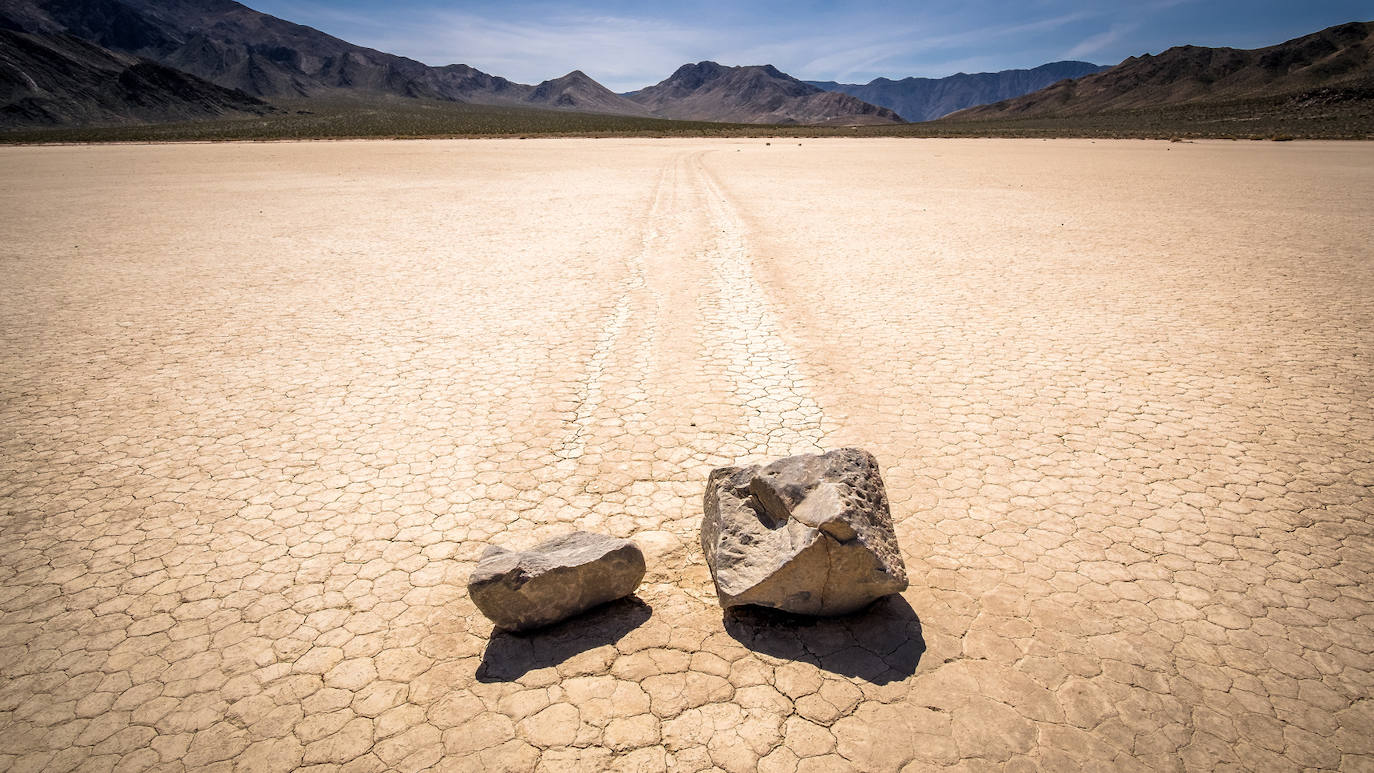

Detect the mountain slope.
[
  {"left": 806, "top": 61, "right": 1106, "bottom": 121},
  {"left": 951, "top": 21, "right": 1373, "bottom": 120},
  {"left": 627, "top": 61, "right": 902, "bottom": 125},
  {"left": 524, "top": 70, "right": 651, "bottom": 116},
  {"left": 0, "top": 0, "right": 648, "bottom": 116},
  {"left": 4, "top": 0, "right": 406, "bottom": 97},
  {"left": 0, "top": 23, "right": 270, "bottom": 127}
]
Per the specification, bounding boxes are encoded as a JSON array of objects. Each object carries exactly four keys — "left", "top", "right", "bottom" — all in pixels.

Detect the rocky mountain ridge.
[
  {"left": 626, "top": 61, "right": 902, "bottom": 125},
  {"left": 0, "top": 0, "right": 654, "bottom": 117},
  {"left": 950, "top": 21, "right": 1373, "bottom": 120},
  {"left": 0, "top": 0, "right": 894, "bottom": 126},
  {"left": 2, "top": 0, "right": 1367, "bottom": 133},
  {"left": 805, "top": 61, "right": 1107, "bottom": 121}
]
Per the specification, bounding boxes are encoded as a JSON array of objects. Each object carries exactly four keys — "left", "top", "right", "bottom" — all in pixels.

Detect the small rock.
[
  {"left": 469, "top": 531, "right": 646, "bottom": 632},
  {"left": 702, "top": 448, "right": 907, "bottom": 615}
]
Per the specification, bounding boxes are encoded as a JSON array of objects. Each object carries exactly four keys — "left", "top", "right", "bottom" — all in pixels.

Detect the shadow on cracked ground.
[
  {"left": 476, "top": 596, "right": 654, "bottom": 682},
  {"left": 723, "top": 594, "right": 925, "bottom": 684}
]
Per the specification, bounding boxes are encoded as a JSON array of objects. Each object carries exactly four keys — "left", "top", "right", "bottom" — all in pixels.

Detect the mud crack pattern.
[{"left": 0, "top": 138, "right": 1372, "bottom": 772}]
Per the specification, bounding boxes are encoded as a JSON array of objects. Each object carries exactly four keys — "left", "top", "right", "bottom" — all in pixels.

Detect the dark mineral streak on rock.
[
  {"left": 469, "top": 531, "right": 646, "bottom": 632},
  {"left": 702, "top": 448, "right": 908, "bottom": 615}
]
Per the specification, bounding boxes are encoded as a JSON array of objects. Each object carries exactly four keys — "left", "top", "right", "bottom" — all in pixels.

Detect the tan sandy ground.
[{"left": 1, "top": 138, "right": 1372, "bottom": 772}]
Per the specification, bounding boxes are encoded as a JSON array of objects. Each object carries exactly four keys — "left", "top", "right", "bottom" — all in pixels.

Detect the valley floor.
[{"left": 1, "top": 139, "right": 1372, "bottom": 771}]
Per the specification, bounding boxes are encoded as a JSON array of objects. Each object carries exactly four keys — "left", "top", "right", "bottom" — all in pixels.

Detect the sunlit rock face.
[
  {"left": 469, "top": 532, "right": 647, "bottom": 632},
  {"left": 702, "top": 448, "right": 908, "bottom": 616}
]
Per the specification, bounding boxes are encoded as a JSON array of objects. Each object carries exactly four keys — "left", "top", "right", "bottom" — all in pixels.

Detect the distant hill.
[
  {"left": 526, "top": 70, "right": 652, "bottom": 116},
  {"left": 626, "top": 61, "right": 902, "bottom": 125},
  {"left": 0, "top": 23, "right": 270, "bottom": 127},
  {"left": 0, "top": 0, "right": 650, "bottom": 116},
  {"left": 950, "top": 21, "right": 1374, "bottom": 121},
  {"left": 806, "top": 61, "right": 1106, "bottom": 121}
]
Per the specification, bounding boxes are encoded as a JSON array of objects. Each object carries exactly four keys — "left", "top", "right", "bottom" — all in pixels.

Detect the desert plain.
[{"left": 1, "top": 137, "right": 1372, "bottom": 772}]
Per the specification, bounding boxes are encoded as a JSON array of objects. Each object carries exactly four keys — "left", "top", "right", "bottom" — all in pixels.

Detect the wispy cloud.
[
  {"left": 806, "top": 9, "right": 1100, "bottom": 81},
  {"left": 1065, "top": 23, "right": 1137, "bottom": 59},
  {"left": 395, "top": 11, "right": 717, "bottom": 88}
]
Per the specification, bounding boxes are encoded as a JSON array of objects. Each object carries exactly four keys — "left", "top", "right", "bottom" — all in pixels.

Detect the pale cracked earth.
[{"left": 1, "top": 138, "right": 1372, "bottom": 773}]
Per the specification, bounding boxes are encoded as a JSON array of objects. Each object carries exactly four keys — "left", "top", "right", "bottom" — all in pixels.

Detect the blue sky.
[{"left": 247, "top": 0, "right": 1373, "bottom": 91}]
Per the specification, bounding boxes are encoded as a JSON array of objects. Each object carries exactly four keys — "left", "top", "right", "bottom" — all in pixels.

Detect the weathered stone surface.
[
  {"left": 702, "top": 448, "right": 908, "bottom": 615},
  {"left": 469, "top": 532, "right": 646, "bottom": 632}
]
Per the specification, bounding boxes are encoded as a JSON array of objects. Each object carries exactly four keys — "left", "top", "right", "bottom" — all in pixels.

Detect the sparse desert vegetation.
[{"left": 4, "top": 91, "right": 1371, "bottom": 143}]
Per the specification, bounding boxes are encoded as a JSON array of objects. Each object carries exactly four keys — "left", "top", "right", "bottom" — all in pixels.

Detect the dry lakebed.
[{"left": 1, "top": 138, "right": 1372, "bottom": 771}]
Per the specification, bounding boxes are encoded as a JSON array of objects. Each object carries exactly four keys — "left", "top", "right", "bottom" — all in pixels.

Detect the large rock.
[
  {"left": 702, "top": 448, "right": 907, "bottom": 615},
  {"left": 469, "top": 532, "right": 646, "bottom": 632}
]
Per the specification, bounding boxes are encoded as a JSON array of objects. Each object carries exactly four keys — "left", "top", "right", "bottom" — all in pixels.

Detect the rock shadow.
[
  {"left": 723, "top": 594, "right": 924, "bottom": 684},
  {"left": 476, "top": 596, "right": 652, "bottom": 683}
]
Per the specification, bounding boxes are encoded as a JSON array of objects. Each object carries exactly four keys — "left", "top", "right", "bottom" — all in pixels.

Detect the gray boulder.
[
  {"left": 702, "top": 448, "right": 907, "bottom": 615},
  {"left": 469, "top": 532, "right": 646, "bottom": 632}
]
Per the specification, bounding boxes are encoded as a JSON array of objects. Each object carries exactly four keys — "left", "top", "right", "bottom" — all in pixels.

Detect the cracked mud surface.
[{"left": 1, "top": 138, "right": 1372, "bottom": 772}]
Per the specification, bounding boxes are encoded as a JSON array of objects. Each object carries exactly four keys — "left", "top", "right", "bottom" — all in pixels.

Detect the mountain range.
[
  {"left": 951, "top": 20, "right": 1373, "bottom": 122},
  {"left": 805, "top": 61, "right": 1107, "bottom": 121},
  {"left": 0, "top": 0, "right": 905, "bottom": 125},
  {"left": 0, "top": 0, "right": 1370, "bottom": 136},
  {"left": 0, "top": 0, "right": 1068, "bottom": 129},
  {"left": 0, "top": 0, "right": 657, "bottom": 116}
]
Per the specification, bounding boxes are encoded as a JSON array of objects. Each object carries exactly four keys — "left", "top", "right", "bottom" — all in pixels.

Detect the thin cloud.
[
  {"left": 1065, "top": 23, "right": 1137, "bottom": 59},
  {"left": 797, "top": 10, "right": 1099, "bottom": 81}
]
